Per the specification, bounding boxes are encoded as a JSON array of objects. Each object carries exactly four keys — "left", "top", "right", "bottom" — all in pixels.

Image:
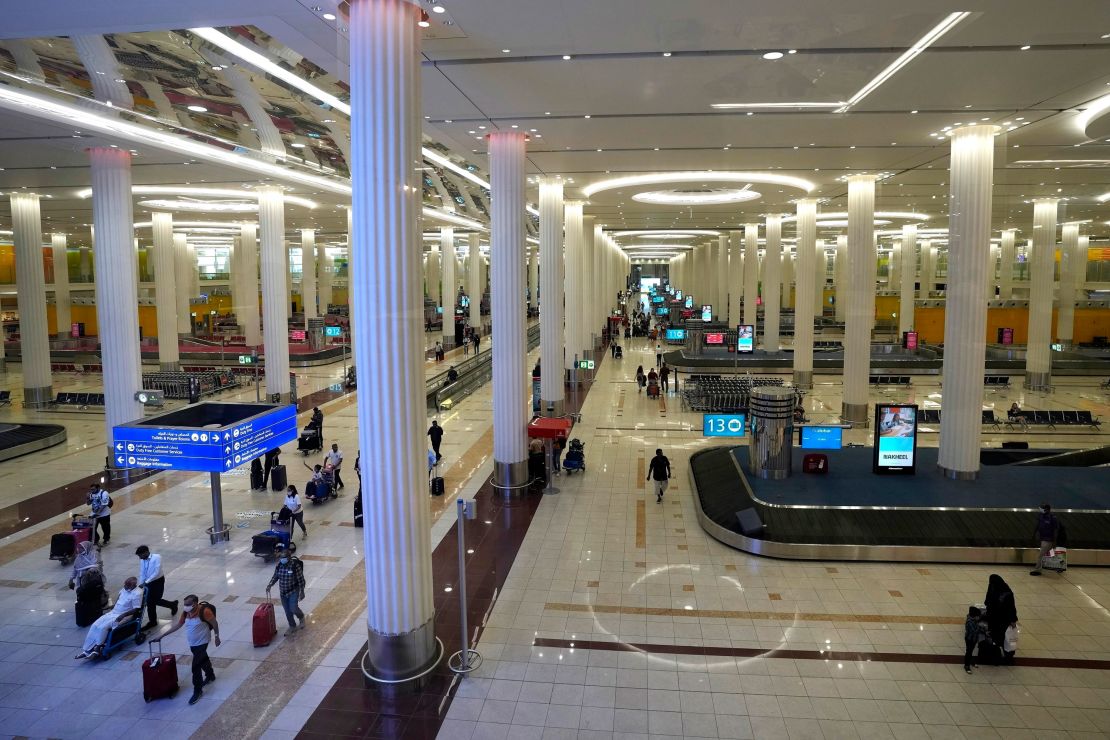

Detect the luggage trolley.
[{"left": 251, "top": 512, "right": 296, "bottom": 561}]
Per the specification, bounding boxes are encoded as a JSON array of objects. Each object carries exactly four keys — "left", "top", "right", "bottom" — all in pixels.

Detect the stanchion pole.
[
  {"left": 544, "top": 438, "right": 559, "bottom": 495},
  {"left": 448, "top": 498, "right": 481, "bottom": 673}
]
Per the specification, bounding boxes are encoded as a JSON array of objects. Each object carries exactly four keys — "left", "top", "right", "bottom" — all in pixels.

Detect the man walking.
[
  {"left": 428, "top": 420, "right": 445, "bottom": 462},
  {"left": 326, "top": 443, "right": 345, "bottom": 490},
  {"left": 160, "top": 594, "right": 220, "bottom": 705},
  {"left": 87, "top": 483, "right": 111, "bottom": 546},
  {"left": 267, "top": 543, "right": 306, "bottom": 636},
  {"left": 1030, "top": 503, "right": 1060, "bottom": 576},
  {"left": 647, "top": 448, "right": 672, "bottom": 504},
  {"left": 659, "top": 363, "right": 671, "bottom": 394},
  {"left": 136, "top": 545, "right": 178, "bottom": 631}
]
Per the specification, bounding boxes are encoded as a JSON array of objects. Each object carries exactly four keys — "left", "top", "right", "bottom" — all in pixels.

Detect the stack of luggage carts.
[{"left": 681, "top": 376, "right": 789, "bottom": 413}]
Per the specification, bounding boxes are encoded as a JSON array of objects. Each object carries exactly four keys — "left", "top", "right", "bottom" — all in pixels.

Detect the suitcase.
[
  {"left": 977, "top": 639, "right": 1002, "bottom": 666},
  {"left": 250, "top": 461, "right": 264, "bottom": 490},
  {"left": 1041, "top": 551, "right": 1067, "bottom": 573},
  {"left": 271, "top": 464, "right": 287, "bottom": 491},
  {"left": 251, "top": 532, "right": 281, "bottom": 556},
  {"left": 430, "top": 476, "right": 445, "bottom": 496},
  {"left": 252, "top": 601, "right": 278, "bottom": 647},
  {"left": 802, "top": 454, "right": 829, "bottom": 474},
  {"left": 75, "top": 597, "right": 105, "bottom": 627},
  {"left": 50, "top": 532, "right": 76, "bottom": 560},
  {"left": 141, "top": 639, "right": 179, "bottom": 702},
  {"left": 71, "top": 526, "right": 93, "bottom": 546}
]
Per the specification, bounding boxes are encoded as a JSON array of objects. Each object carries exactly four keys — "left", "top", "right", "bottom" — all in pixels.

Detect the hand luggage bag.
[
  {"left": 75, "top": 597, "right": 104, "bottom": 627},
  {"left": 803, "top": 454, "right": 829, "bottom": 474},
  {"left": 1041, "top": 550, "right": 1067, "bottom": 573},
  {"left": 353, "top": 494, "right": 364, "bottom": 527},
  {"left": 50, "top": 532, "right": 76, "bottom": 561},
  {"left": 71, "top": 526, "right": 93, "bottom": 546},
  {"left": 252, "top": 600, "right": 278, "bottom": 647},
  {"left": 251, "top": 532, "right": 280, "bottom": 556},
  {"left": 271, "top": 464, "right": 287, "bottom": 491},
  {"left": 430, "top": 476, "right": 445, "bottom": 496},
  {"left": 142, "top": 639, "right": 179, "bottom": 702}
]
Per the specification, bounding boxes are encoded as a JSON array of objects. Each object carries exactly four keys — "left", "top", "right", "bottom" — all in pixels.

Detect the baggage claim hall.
[{"left": 0, "top": 1, "right": 1108, "bottom": 738}]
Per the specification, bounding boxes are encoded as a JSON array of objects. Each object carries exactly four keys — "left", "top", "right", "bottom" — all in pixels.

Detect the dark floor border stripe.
[{"left": 532, "top": 637, "right": 1110, "bottom": 671}]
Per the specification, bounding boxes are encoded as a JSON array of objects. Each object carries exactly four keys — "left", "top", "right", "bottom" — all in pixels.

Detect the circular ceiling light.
[
  {"left": 621, "top": 244, "right": 695, "bottom": 251},
  {"left": 633, "top": 233, "right": 703, "bottom": 240},
  {"left": 815, "top": 219, "right": 891, "bottom": 228},
  {"left": 781, "top": 210, "right": 930, "bottom": 223},
  {"left": 631, "top": 188, "right": 761, "bottom": 206},
  {"left": 762, "top": 51, "right": 784, "bottom": 60},
  {"left": 611, "top": 229, "right": 722, "bottom": 237},
  {"left": 77, "top": 186, "right": 317, "bottom": 209},
  {"left": 583, "top": 171, "right": 815, "bottom": 198}
]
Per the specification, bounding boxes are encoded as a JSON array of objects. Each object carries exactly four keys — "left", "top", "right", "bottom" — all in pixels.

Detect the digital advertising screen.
[
  {"left": 289, "top": 329, "right": 306, "bottom": 341},
  {"left": 676, "top": 290, "right": 683, "bottom": 300},
  {"left": 664, "top": 328, "right": 686, "bottom": 341},
  {"left": 736, "top": 325, "right": 755, "bottom": 353},
  {"left": 998, "top": 327, "right": 1014, "bottom": 345},
  {"left": 652, "top": 295, "right": 665, "bottom": 304},
  {"left": 704, "top": 333, "right": 724, "bottom": 345},
  {"left": 702, "top": 414, "right": 747, "bottom": 437},
  {"left": 799, "top": 425, "right": 843, "bottom": 450},
  {"left": 701, "top": 305, "right": 713, "bottom": 321},
  {"left": 873, "top": 404, "right": 918, "bottom": 474},
  {"left": 684, "top": 296, "right": 694, "bottom": 308},
  {"left": 902, "top": 331, "right": 918, "bottom": 350}
]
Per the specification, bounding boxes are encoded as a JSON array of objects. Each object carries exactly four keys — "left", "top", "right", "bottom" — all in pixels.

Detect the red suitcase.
[
  {"left": 253, "top": 600, "right": 277, "bottom": 647},
  {"left": 142, "top": 639, "right": 179, "bottom": 702},
  {"left": 802, "top": 454, "right": 829, "bottom": 474}
]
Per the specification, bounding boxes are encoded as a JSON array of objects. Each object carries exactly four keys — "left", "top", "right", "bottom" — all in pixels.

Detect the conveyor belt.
[{"left": 0, "top": 423, "right": 67, "bottom": 463}]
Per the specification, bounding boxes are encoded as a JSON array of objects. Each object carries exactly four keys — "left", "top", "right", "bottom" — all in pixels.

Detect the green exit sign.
[
  {"left": 577, "top": 360, "right": 595, "bottom": 370},
  {"left": 239, "top": 355, "right": 256, "bottom": 365}
]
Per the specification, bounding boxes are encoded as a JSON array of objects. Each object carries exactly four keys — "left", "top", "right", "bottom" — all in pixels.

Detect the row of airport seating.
[
  {"left": 918, "top": 408, "right": 1101, "bottom": 430},
  {"left": 869, "top": 375, "right": 912, "bottom": 386},
  {"left": 53, "top": 392, "right": 105, "bottom": 408}
]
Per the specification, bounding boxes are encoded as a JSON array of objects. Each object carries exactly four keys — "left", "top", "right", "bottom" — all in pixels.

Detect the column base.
[
  {"left": 938, "top": 465, "right": 978, "bottom": 481},
  {"left": 840, "top": 401, "right": 869, "bottom": 425},
  {"left": 160, "top": 361, "right": 182, "bottom": 372},
  {"left": 1023, "top": 371, "right": 1053, "bottom": 392},
  {"left": 792, "top": 370, "right": 813, "bottom": 390},
  {"left": 542, "top": 398, "right": 565, "bottom": 417},
  {"left": 361, "top": 616, "right": 442, "bottom": 685},
  {"left": 492, "top": 459, "right": 529, "bottom": 489},
  {"left": 23, "top": 385, "right": 53, "bottom": 408}
]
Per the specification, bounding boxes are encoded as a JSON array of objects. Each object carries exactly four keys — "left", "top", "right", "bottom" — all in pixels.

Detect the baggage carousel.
[
  {"left": 691, "top": 445, "right": 1110, "bottom": 566},
  {"left": 0, "top": 423, "right": 67, "bottom": 463}
]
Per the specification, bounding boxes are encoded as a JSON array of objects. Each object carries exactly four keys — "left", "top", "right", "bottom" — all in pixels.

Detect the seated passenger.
[
  {"left": 1008, "top": 402, "right": 1022, "bottom": 420},
  {"left": 304, "top": 464, "right": 328, "bottom": 501},
  {"left": 75, "top": 576, "right": 143, "bottom": 659}
]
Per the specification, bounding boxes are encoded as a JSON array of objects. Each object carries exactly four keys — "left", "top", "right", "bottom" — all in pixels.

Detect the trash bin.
[{"left": 749, "top": 386, "right": 795, "bottom": 480}]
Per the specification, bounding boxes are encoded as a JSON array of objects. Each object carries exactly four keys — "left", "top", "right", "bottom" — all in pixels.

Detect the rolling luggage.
[
  {"left": 252, "top": 600, "right": 277, "bottom": 647},
  {"left": 141, "top": 639, "right": 179, "bottom": 702},
  {"left": 75, "top": 597, "right": 104, "bottom": 627},
  {"left": 430, "top": 475, "right": 445, "bottom": 496},
  {"left": 802, "top": 454, "right": 829, "bottom": 474},
  {"left": 50, "top": 532, "right": 76, "bottom": 563},
  {"left": 251, "top": 532, "right": 281, "bottom": 557},
  {"left": 353, "top": 494, "right": 363, "bottom": 527},
  {"left": 271, "top": 464, "right": 287, "bottom": 491},
  {"left": 1041, "top": 550, "right": 1067, "bottom": 573},
  {"left": 250, "top": 459, "right": 264, "bottom": 490}
]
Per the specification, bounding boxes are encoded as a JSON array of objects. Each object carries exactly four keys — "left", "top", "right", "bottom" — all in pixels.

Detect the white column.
[
  {"left": 349, "top": 0, "right": 435, "bottom": 683},
  {"left": 174, "top": 233, "right": 191, "bottom": 335},
  {"left": 793, "top": 199, "right": 817, "bottom": 388},
  {"left": 151, "top": 213, "right": 180, "bottom": 370},
  {"left": 582, "top": 215, "right": 596, "bottom": 354},
  {"left": 593, "top": 225, "right": 605, "bottom": 333},
  {"left": 781, "top": 249, "right": 794, "bottom": 309},
  {"left": 528, "top": 245, "right": 538, "bottom": 311},
  {"left": 834, "top": 235, "right": 847, "bottom": 322},
  {"left": 87, "top": 147, "right": 142, "bottom": 449},
  {"left": 564, "top": 202, "right": 584, "bottom": 372},
  {"left": 920, "top": 242, "right": 937, "bottom": 299},
  {"left": 986, "top": 245, "right": 998, "bottom": 301},
  {"left": 727, "top": 230, "right": 743, "bottom": 326},
  {"left": 842, "top": 175, "right": 877, "bottom": 423},
  {"left": 301, "top": 229, "right": 317, "bottom": 322},
  {"left": 1078, "top": 236, "right": 1089, "bottom": 296},
  {"left": 468, "top": 233, "right": 481, "bottom": 334},
  {"left": 813, "top": 240, "right": 825, "bottom": 318},
  {"left": 489, "top": 131, "right": 528, "bottom": 486},
  {"left": 439, "top": 227, "right": 455, "bottom": 347},
  {"left": 898, "top": 224, "right": 917, "bottom": 335},
  {"left": 1025, "top": 199, "right": 1057, "bottom": 390},
  {"left": 716, "top": 235, "right": 728, "bottom": 320},
  {"left": 743, "top": 224, "right": 759, "bottom": 328},
  {"left": 51, "top": 233, "right": 72, "bottom": 340},
  {"left": 318, "top": 240, "right": 333, "bottom": 312},
  {"left": 239, "top": 224, "right": 262, "bottom": 347},
  {"left": 11, "top": 193, "right": 52, "bottom": 403},
  {"left": 539, "top": 178, "right": 565, "bottom": 415},
  {"left": 258, "top": 186, "right": 290, "bottom": 399},
  {"left": 1057, "top": 223, "right": 1079, "bottom": 347},
  {"left": 938, "top": 125, "right": 997, "bottom": 479},
  {"left": 999, "top": 229, "right": 1016, "bottom": 299},
  {"left": 426, "top": 243, "right": 441, "bottom": 308},
  {"left": 285, "top": 241, "right": 294, "bottom": 319},
  {"left": 762, "top": 215, "right": 782, "bottom": 352}
]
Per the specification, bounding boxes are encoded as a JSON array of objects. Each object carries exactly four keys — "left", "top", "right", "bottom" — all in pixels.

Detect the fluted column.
[
  {"left": 489, "top": 131, "right": 528, "bottom": 486},
  {"left": 51, "top": 233, "right": 72, "bottom": 341},
  {"left": 1025, "top": 199, "right": 1058, "bottom": 390},
  {"left": 938, "top": 125, "right": 997, "bottom": 478},
  {"left": 439, "top": 228, "right": 455, "bottom": 347},
  {"left": 814, "top": 240, "right": 825, "bottom": 318},
  {"left": 318, "top": 240, "right": 333, "bottom": 312},
  {"left": 349, "top": 0, "right": 436, "bottom": 683},
  {"left": 582, "top": 215, "right": 596, "bottom": 355},
  {"left": 986, "top": 245, "right": 998, "bottom": 302},
  {"left": 716, "top": 235, "right": 728, "bottom": 320},
  {"left": 898, "top": 224, "right": 917, "bottom": 335},
  {"left": 467, "top": 232, "right": 481, "bottom": 333},
  {"left": 920, "top": 242, "right": 937, "bottom": 299},
  {"left": 762, "top": 215, "right": 782, "bottom": 352},
  {"left": 285, "top": 241, "right": 294, "bottom": 319},
  {"left": 87, "top": 148, "right": 142, "bottom": 449},
  {"left": 238, "top": 224, "right": 262, "bottom": 347},
  {"left": 999, "top": 229, "right": 1016, "bottom": 299},
  {"left": 1078, "top": 236, "right": 1089, "bottom": 297},
  {"left": 426, "top": 244, "right": 440, "bottom": 308},
  {"left": 528, "top": 245, "right": 538, "bottom": 311},
  {"left": 539, "top": 178, "right": 565, "bottom": 415},
  {"left": 10, "top": 193, "right": 52, "bottom": 404},
  {"left": 564, "top": 202, "right": 584, "bottom": 373},
  {"left": 151, "top": 213, "right": 180, "bottom": 370},
  {"left": 258, "top": 186, "right": 290, "bottom": 399},
  {"left": 1057, "top": 223, "right": 1079, "bottom": 347},
  {"left": 591, "top": 223, "right": 604, "bottom": 343},
  {"left": 173, "top": 234, "right": 191, "bottom": 335},
  {"left": 842, "top": 175, "right": 877, "bottom": 423},
  {"left": 743, "top": 224, "right": 759, "bottom": 328},
  {"left": 727, "top": 231, "right": 743, "bottom": 326},
  {"left": 301, "top": 229, "right": 317, "bottom": 321},
  {"left": 793, "top": 200, "right": 817, "bottom": 387},
  {"left": 781, "top": 249, "right": 794, "bottom": 309},
  {"left": 834, "top": 235, "right": 847, "bottom": 321}
]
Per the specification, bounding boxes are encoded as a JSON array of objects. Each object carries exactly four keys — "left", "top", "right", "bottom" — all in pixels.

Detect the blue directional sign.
[
  {"left": 112, "top": 404, "right": 298, "bottom": 472},
  {"left": 703, "top": 413, "right": 747, "bottom": 437}
]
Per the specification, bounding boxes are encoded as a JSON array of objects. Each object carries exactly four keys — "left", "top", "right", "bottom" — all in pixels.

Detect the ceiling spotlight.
[
  {"left": 322, "top": 12, "right": 336, "bottom": 20},
  {"left": 562, "top": 55, "right": 572, "bottom": 60},
  {"left": 1020, "top": 45, "right": 1031, "bottom": 50},
  {"left": 788, "top": 49, "right": 797, "bottom": 54},
  {"left": 186, "top": 105, "right": 208, "bottom": 113},
  {"left": 417, "top": 11, "right": 430, "bottom": 27},
  {"left": 291, "top": 142, "right": 306, "bottom": 148},
  {"left": 662, "top": 52, "right": 672, "bottom": 57},
  {"left": 502, "top": 49, "right": 511, "bottom": 53},
  {"left": 431, "top": 5, "right": 446, "bottom": 13}
]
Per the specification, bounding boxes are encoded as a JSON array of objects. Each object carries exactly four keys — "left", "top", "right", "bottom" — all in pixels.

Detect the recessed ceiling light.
[
  {"left": 322, "top": 119, "right": 335, "bottom": 123},
  {"left": 910, "top": 110, "right": 919, "bottom": 114},
  {"left": 322, "top": 12, "right": 336, "bottom": 20},
  {"left": 788, "top": 49, "right": 797, "bottom": 54},
  {"left": 431, "top": 5, "right": 446, "bottom": 13},
  {"left": 478, "top": 125, "right": 486, "bottom": 129},
  {"left": 562, "top": 55, "right": 572, "bottom": 60},
  {"left": 511, "top": 124, "right": 518, "bottom": 128},
  {"left": 291, "top": 142, "right": 306, "bottom": 148},
  {"left": 662, "top": 52, "right": 672, "bottom": 57},
  {"left": 584, "top": 115, "right": 591, "bottom": 119},
  {"left": 187, "top": 105, "right": 208, "bottom": 113},
  {"left": 762, "top": 51, "right": 784, "bottom": 60},
  {"left": 418, "top": 19, "right": 430, "bottom": 27},
  {"left": 544, "top": 111, "right": 551, "bottom": 115},
  {"left": 502, "top": 49, "right": 511, "bottom": 53},
  {"left": 1020, "top": 45, "right": 1031, "bottom": 50}
]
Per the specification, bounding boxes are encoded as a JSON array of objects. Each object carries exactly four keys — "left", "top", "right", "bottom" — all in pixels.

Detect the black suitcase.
[
  {"left": 51, "top": 532, "right": 76, "bottom": 560},
  {"left": 250, "top": 460, "right": 264, "bottom": 490},
  {"left": 430, "top": 476, "right": 445, "bottom": 496},
  {"left": 251, "top": 532, "right": 280, "bottom": 556},
  {"left": 75, "top": 590, "right": 106, "bottom": 627},
  {"left": 978, "top": 639, "right": 1002, "bottom": 665},
  {"left": 271, "top": 465, "right": 287, "bottom": 491}
]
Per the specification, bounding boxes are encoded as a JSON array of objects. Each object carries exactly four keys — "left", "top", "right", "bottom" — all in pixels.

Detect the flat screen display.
[
  {"left": 676, "top": 291, "right": 683, "bottom": 300},
  {"left": 664, "top": 328, "right": 686, "bottom": 341},
  {"left": 701, "top": 305, "right": 713, "bottom": 321},
  {"left": 705, "top": 333, "right": 724, "bottom": 345},
  {"left": 874, "top": 404, "right": 918, "bottom": 473},
  {"left": 655, "top": 306, "right": 668, "bottom": 315},
  {"left": 800, "top": 426, "right": 843, "bottom": 449},
  {"left": 289, "top": 329, "right": 306, "bottom": 341},
  {"left": 652, "top": 295, "right": 665, "bottom": 304},
  {"left": 902, "top": 331, "right": 918, "bottom": 350},
  {"left": 737, "top": 325, "right": 754, "bottom": 353},
  {"left": 684, "top": 296, "right": 693, "bottom": 308},
  {"left": 703, "top": 413, "right": 746, "bottom": 437}
]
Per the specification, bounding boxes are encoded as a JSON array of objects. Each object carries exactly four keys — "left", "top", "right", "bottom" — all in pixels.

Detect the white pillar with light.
[
  {"left": 10, "top": 193, "right": 53, "bottom": 405},
  {"left": 539, "top": 177, "right": 565, "bottom": 415},
  {"left": 1024, "top": 199, "right": 1058, "bottom": 391},
  {"left": 841, "top": 174, "right": 877, "bottom": 424}
]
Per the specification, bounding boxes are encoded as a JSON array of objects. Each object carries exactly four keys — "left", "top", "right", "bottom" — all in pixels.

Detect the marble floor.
[{"left": 0, "top": 335, "right": 1106, "bottom": 739}]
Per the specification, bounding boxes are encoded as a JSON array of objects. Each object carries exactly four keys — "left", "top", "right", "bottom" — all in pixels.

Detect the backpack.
[
  {"left": 107, "top": 494, "right": 114, "bottom": 509},
  {"left": 198, "top": 601, "right": 217, "bottom": 631}
]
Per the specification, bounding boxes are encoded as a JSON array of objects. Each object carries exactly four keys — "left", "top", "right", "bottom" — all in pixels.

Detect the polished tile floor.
[{"left": 0, "top": 333, "right": 1106, "bottom": 739}]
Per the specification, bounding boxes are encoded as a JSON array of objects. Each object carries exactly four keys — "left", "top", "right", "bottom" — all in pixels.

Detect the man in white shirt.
[
  {"left": 136, "top": 545, "right": 178, "bottom": 631},
  {"left": 87, "top": 483, "right": 111, "bottom": 545},
  {"left": 326, "top": 443, "right": 344, "bottom": 490},
  {"left": 75, "top": 576, "right": 143, "bottom": 658}
]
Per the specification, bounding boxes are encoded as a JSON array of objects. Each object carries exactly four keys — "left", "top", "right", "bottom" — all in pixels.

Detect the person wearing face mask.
[
  {"left": 266, "top": 543, "right": 307, "bottom": 636},
  {"left": 75, "top": 576, "right": 144, "bottom": 659},
  {"left": 135, "top": 545, "right": 178, "bottom": 631},
  {"left": 284, "top": 485, "right": 307, "bottom": 538},
  {"left": 160, "top": 594, "right": 220, "bottom": 705}
]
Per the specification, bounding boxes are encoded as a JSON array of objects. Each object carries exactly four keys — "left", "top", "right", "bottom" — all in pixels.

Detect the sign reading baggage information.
[
  {"left": 702, "top": 413, "right": 747, "bottom": 437},
  {"left": 112, "top": 404, "right": 298, "bottom": 472}
]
